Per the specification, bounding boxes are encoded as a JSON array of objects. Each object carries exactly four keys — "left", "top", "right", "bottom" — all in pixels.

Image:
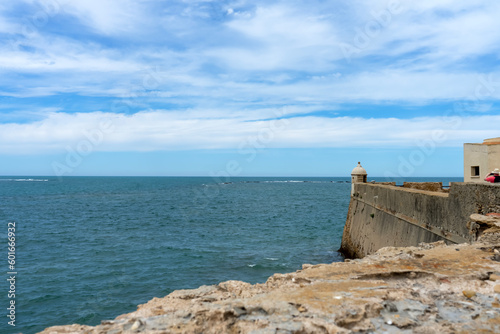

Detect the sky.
[{"left": 0, "top": 0, "right": 499, "bottom": 178}]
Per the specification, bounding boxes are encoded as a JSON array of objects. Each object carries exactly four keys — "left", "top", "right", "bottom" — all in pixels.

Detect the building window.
[{"left": 471, "top": 166, "right": 480, "bottom": 177}]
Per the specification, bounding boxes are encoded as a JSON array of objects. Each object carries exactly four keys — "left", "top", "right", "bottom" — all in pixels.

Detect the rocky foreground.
[{"left": 42, "top": 236, "right": 500, "bottom": 333}]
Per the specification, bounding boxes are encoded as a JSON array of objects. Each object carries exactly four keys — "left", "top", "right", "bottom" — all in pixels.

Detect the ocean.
[{"left": 0, "top": 176, "right": 462, "bottom": 333}]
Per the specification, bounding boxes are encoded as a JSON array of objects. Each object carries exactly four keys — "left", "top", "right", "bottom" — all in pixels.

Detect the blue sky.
[{"left": 0, "top": 0, "right": 499, "bottom": 177}]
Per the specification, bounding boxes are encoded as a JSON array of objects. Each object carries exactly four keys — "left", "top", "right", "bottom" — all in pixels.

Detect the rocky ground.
[{"left": 41, "top": 233, "right": 500, "bottom": 333}]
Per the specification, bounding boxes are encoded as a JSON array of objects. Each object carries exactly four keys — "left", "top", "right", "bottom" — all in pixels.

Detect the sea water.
[{"left": 0, "top": 176, "right": 461, "bottom": 333}]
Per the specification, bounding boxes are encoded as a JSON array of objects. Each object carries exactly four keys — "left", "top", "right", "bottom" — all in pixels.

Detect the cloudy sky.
[{"left": 1, "top": 0, "right": 499, "bottom": 177}]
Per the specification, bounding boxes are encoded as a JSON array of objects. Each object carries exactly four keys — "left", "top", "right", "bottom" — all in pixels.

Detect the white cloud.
[
  {"left": 0, "top": 110, "right": 498, "bottom": 154},
  {"left": 209, "top": 4, "right": 342, "bottom": 71},
  {"left": 57, "top": 0, "right": 145, "bottom": 35},
  {"left": 0, "top": 46, "right": 138, "bottom": 73},
  {"left": 350, "top": 1, "right": 500, "bottom": 65},
  {"left": 0, "top": 0, "right": 499, "bottom": 134}
]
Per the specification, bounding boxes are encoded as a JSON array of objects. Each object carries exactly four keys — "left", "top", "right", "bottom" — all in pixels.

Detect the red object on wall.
[{"left": 485, "top": 176, "right": 496, "bottom": 183}]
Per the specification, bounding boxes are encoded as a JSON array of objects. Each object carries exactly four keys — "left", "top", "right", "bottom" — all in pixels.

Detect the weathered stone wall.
[
  {"left": 403, "top": 182, "right": 446, "bottom": 193},
  {"left": 340, "top": 182, "right": 500, "bottom": 258}
]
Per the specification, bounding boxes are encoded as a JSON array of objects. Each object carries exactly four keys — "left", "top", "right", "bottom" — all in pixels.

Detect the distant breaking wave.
[
  {"left": 202, "top": 180, "right": 351, "bottom": 186},
  {"left": 0, "top": 178, "right": 49, "bottom": 182},
  {"left": 246, "top": 180, "right": 350, "bottom": 184}
]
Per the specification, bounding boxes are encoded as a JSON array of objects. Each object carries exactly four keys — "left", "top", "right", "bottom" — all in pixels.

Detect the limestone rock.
[
  {"left": 462, "top": 290, "right": 476, "bottom": 299},
  {"left": 490, "top": 273, "right": 500, "bottom": 281},
  {"left": 470, "top": 213, "right": 500, "bottom": 227}
]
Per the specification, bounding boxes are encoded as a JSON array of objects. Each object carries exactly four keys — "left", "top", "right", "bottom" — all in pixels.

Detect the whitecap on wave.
[
  {"left": 0, "top": 178, "right": 49, "bottom": 182},
  {"left": 261, "top": 180, "right": 304, "bottom": 183}
]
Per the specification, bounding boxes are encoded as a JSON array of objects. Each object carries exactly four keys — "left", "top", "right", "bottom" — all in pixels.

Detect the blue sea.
[{"left": 0, "top": 176, "right": 462, "bottom": 333}]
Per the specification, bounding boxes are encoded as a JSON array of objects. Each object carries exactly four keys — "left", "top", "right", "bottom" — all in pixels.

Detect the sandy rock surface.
[{"left": 40, "top": 240, "right": 500, "bottom": 334}]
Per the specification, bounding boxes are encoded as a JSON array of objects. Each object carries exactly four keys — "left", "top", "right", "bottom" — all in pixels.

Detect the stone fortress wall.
[{"left": 341, "top": 170, "right": 500, "bottom": 258}]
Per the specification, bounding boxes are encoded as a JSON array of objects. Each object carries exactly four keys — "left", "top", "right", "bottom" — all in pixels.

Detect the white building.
[{"left": 464, "top": 137, "right": 500, "bottom": 182}]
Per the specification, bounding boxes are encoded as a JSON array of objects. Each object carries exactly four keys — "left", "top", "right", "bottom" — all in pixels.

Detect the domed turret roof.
[{"left": 351, "top": 162, "right": 367, "bottom": 175}]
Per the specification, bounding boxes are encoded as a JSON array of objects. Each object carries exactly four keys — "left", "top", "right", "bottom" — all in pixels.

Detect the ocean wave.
[
  {"left": 238, "top": 180, "right": 347, "bottom": 184},
  {"left": 261, "top": 180, "right": 304, "bottom": 183},
  {"left": 0, "top": 178, "right": 49, "bottom": 182},
  {"left": 245, "top": 262, "right": 289, "bottom": 270},
  {"left": 211, "top": 180, "right": 347, "bottom": 185}
]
